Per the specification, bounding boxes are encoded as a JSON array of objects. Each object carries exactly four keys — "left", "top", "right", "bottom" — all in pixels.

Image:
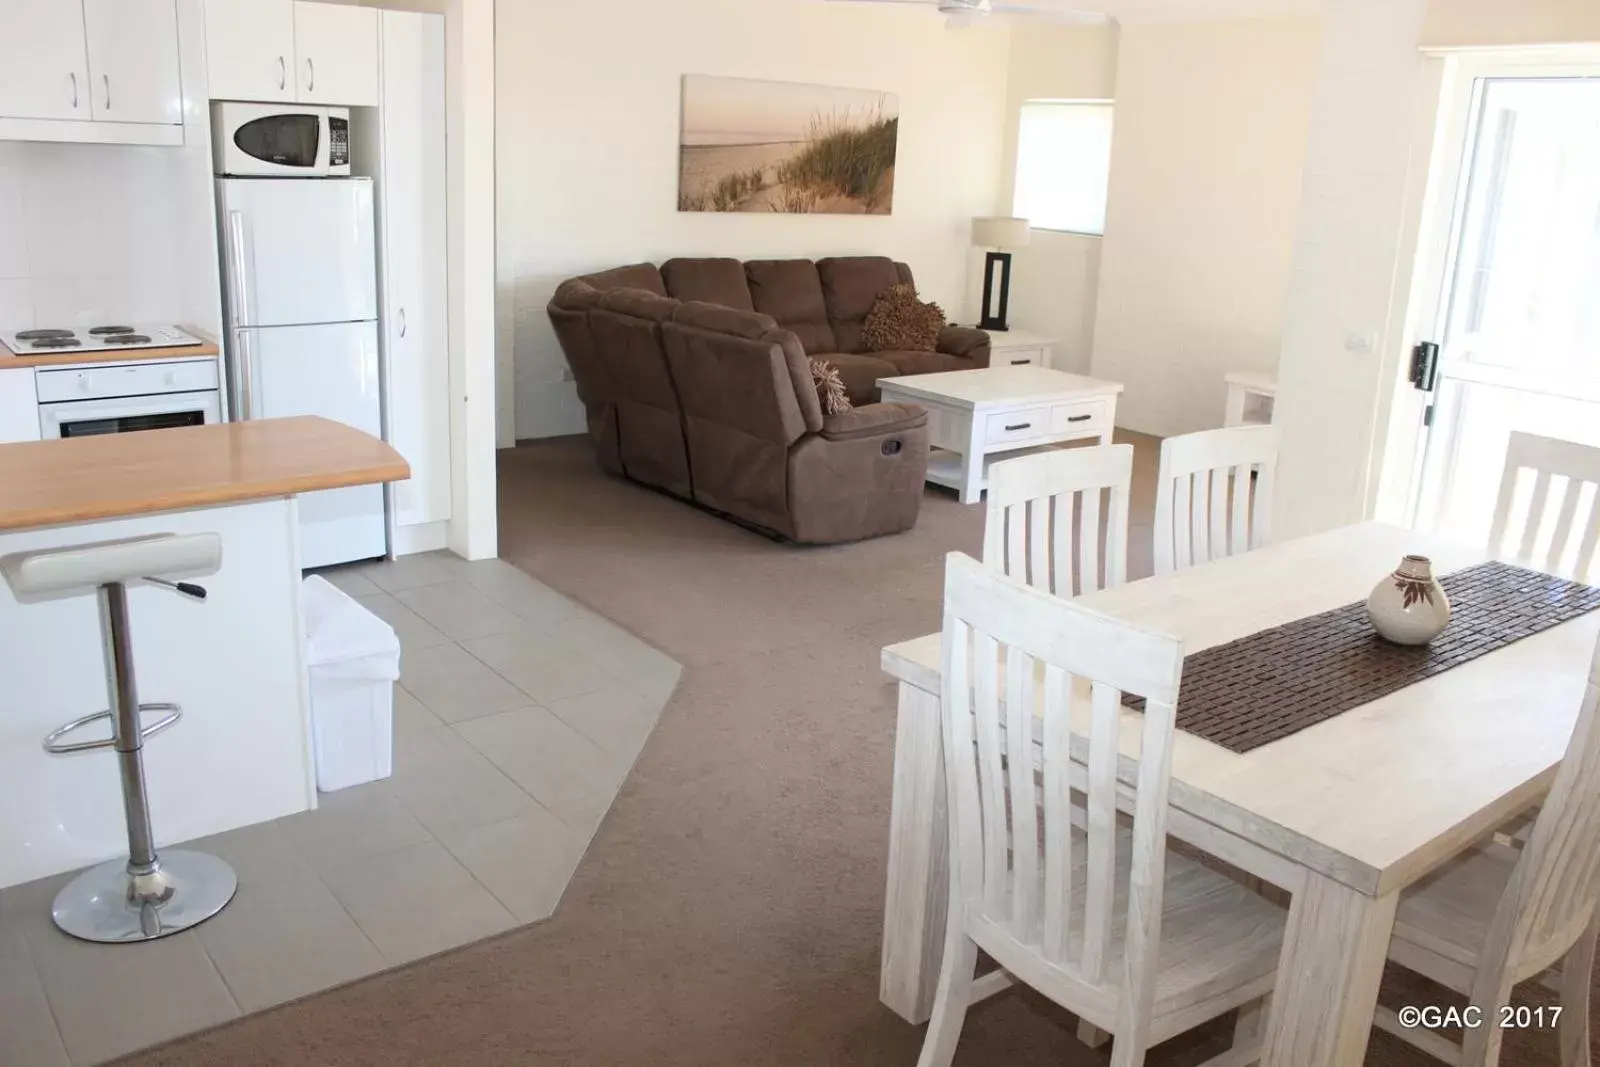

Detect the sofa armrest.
[
  {"left": 937, "top": 325, "right": 990, "bottom": 361},
  {"left": 821, "top": 402, "right": 927, "bottom": 442}
]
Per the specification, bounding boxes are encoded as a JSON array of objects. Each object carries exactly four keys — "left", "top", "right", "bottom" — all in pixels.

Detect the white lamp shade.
[{"left": 971, "top": 216, "right": 1031, "bottom": 250}]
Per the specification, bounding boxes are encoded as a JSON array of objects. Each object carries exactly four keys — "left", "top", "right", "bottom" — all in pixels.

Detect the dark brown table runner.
[{"left": 1124, "top": 561, "right": 1600, "bottom": 754}]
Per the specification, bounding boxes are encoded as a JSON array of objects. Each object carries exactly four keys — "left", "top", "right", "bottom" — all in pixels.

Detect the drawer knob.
[
  {"left": 1005, "top": 422, "right": 1032, "bottom": 432},
  {"left": 1068, "top": 414, "right": 1092, "bottom": 423}
]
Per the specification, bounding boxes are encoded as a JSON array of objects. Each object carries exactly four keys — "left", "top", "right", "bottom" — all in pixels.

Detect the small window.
[{"left": 1013, "top": 101, "right": 1114, "bottom": 237}]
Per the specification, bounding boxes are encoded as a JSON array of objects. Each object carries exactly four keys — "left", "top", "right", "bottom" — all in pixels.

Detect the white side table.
[
  {"left": 982, "top": 328, "right": 1055, "bottom": 369},
  {"left": 1224, "top": 371, "right": 1277, "bottom": 427},
  {"left": 878, "top": 366, "right": 1123, "bottom": 504}
]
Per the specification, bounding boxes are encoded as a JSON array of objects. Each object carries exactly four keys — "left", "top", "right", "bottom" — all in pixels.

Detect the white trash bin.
[{"left": 302, "top": 575, "right": 401, "bottom": 792}]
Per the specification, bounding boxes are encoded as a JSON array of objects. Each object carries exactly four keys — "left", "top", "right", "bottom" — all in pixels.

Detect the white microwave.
[{"left": 212, "top": 102, "right": 351, "bottom": 177}]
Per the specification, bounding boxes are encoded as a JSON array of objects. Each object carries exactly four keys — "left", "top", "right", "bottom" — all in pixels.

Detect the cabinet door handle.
[
  {"left": 277, "top": 55, "right": 286, "bottom": 90},
  {"left": 398, "top": 307, "right": 407, "bottom": 339},
  {"left": 68, "top": 72, "right": 78, "bottom": 108},
  {"left": 1067, "top": 414, "right": 1092, "bottom": 423},
  {"left": 305, "top": 57, "right": 315, "bottom": 93},
  {"left": 102, "top": 74, "right": 111, "bottom": 111},
  {"left": 1010, "top": 358, "right": 1030, "bottom": 365},
  {"left": 1005, "top": 422, "right": 1032, "bottom": 432}
]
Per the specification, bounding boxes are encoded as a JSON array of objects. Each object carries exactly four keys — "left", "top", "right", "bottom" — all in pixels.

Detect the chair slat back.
[
  {"left": 940, "top": 553, "right": 1185, "bottom": 1028},
  {"left": 1477, "top": 634, "right": 1600, "bottom": 991},
  {"left": 982, "top": 445, "right": 1134, "bottom": 597},
  {"left": 1153, "top": 425, "right": 1279, "bottom": 574},
  {"left": 1488, "top": 432, "right": 1600, "bottom": 582}
]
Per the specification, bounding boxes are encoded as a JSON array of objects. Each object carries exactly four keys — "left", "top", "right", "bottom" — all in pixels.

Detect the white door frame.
[{"left": 1372, "top": 47, "right": 1600, "bottom": 528}]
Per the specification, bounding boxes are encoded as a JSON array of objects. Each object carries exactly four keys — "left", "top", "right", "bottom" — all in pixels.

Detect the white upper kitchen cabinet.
[
  {"left": 82, "top": 0, "right": 183, "bottom": 126},
  {"left": 0, "top": 370, "right": 41, "bottom": 444},
  {"left": 202, "top": 0, "right": 296, "bottom": 102},
  {"left": 370, "top": 10, "right": 450, "bottom": 529},
  {"left": 292, "top": 3, "right": 378, "bottom": 107},
  {"left": 0, "top": 0, "right": 91, "bottom": 122}
]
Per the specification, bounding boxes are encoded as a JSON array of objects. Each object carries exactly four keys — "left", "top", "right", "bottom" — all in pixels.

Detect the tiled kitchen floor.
[{"left": 0, "top": 552, "right": 681, "bottom": 1067}]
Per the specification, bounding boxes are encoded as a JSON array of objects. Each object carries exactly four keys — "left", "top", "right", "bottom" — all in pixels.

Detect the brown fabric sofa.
[{"left": 548, "top": 256, "right": 981, "bottom": 543}]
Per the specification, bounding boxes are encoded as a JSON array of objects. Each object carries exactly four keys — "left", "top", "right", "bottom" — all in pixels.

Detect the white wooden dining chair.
[
  {"left": 919, "top": 552, "right": 1285, "bottom": 1067},
  {"left": 982, "top": 444, "right": 1134, "bottom": 597},
  {"left": 1374, "top": 627, "right": 1600, "bottom": 1067},
  {"left": 1486, "top": 434, "right": 1600, "bottom": 852},
  {"left": 1488, "top": 431, "right": 1600, "bottom": 583},
  {"left": 1153, "top": 425, "right": 1279, "bottom": 574}
]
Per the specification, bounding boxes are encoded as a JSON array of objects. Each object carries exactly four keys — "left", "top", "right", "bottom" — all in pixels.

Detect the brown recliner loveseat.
[{"left": 548, "top": 256, "right": 990, "bottom": 544}]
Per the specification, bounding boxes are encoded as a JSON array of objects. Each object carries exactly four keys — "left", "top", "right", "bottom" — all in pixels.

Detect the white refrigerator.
[{"left": 218, "top": 177, "right": 387, "bottom": 569}]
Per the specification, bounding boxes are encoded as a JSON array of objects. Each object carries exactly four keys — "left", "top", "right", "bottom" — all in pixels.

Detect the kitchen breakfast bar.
[{"left": 0, "top": 417, "right": 408, "bottom": 898}]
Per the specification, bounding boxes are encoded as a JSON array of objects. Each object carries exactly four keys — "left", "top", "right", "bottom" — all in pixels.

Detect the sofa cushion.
[
  {"left": 809, "top": 358, "right": 852, "bottom": 416},
  {"left": 863, "top": 284, "right": 946, "bottom": 353},
  {"left": 874, "top": 350, "right": 971, "bottom": 377},
  {"left": 814, "top": 352, "right": 897, "bottom": 407},
  {"left": 816, "top": 256, "right": 905, "bottom": 354},
  {"left": 745, "top": 260, "right": 837, "bottom": 355},
  {"left": 662, "top": 258, "right": 756, "bottom": 311},
  {"left": 579, "top": 262, "right": 667, "bottom": 297},
  {"left": 598, "top": 288, "right": 678, "bottom": 322},
  {"left": 672, "top": 301, "right": 777, "bottom": 338}
]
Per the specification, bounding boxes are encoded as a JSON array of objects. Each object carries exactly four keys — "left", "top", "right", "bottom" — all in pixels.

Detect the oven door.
[
  {"left": 214, "top": 102, "right": 329, "bottom": 177},
  {"left": 39, "top": 391, "right": 222, "bottom": 439}
]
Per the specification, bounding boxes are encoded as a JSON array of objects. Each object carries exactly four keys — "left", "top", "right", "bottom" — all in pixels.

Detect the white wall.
[
  {"left": 1088, "top": 17, "right": 1321, "bottom": 438},
  {"left": 496, "top": 0, "right": 1012, "bottom": 440},
  {"left": 998, "top": 24, "right": 1118, "bottom": 374},
  {"left": 0, "top": 143, "right": 214, "bottom": 332},
  {"left": 1423, "top": 0, "right": 1600, "bottom": 48}
]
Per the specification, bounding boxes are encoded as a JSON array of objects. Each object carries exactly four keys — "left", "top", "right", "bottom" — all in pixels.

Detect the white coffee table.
[{"left": 878, "top": 365, "right": 1124, "bottom": 504}]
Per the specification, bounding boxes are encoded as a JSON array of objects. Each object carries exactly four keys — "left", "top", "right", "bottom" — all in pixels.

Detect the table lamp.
[{"left": 971, "top": 216, "right": 1030, "bottom": 332}]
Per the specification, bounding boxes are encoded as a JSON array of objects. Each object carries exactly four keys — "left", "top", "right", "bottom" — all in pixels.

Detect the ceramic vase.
[{"left": 1366, "top": 554, "right": 1451, "bottom": 646}]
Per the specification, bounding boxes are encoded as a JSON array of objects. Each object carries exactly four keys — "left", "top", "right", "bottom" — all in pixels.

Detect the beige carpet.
[{"left": 120, "top": 432, "right": 1586, "bottom": 1066}]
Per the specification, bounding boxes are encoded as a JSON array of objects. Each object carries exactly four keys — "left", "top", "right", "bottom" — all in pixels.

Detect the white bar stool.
[{"left": 1, "top": 533, "right": 237, "bottom": 943}]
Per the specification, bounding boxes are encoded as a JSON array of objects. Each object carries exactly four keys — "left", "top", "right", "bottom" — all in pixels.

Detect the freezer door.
[
  {"left": 237, "top": 321, "right": 386, "bottom": 567},
  {"left": 219, "top": 177, "right": 378, "bottom": 328}
]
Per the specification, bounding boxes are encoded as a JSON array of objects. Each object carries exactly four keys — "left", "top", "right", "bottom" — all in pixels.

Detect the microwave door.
[{"left": 217, "top": 178, "right": 378, "bottom": 329}]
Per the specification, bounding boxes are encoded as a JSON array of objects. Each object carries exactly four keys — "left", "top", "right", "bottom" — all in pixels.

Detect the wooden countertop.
[
  {"left": 0, "top": 327, "right": 219, "bottom": 368},
  {"left": 0, "top": 417, "right": 409, "bottom": 532}
]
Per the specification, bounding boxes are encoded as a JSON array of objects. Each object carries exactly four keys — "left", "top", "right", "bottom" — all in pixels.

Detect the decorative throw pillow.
[
  {"left": 862, "top": 283, "right": 946, "bottom": 354},
  {"left": 810, "top": 358, "right": 852, "bottom": 416}
]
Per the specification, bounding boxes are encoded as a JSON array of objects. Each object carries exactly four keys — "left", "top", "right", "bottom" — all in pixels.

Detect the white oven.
[
  {"left": 212, "top": 102, "right": 351, "bottom": 177},
  {"left": 37, "top": 359, "right": 222, "bottom": 439}
]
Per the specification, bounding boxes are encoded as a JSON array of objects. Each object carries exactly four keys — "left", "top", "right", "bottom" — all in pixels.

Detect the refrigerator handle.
[
  {"left": 235, "top": 331, "right": 256, "bottom": 421},
  {"left": 225, "top": 210, "right": 250, "bottom": 328}
]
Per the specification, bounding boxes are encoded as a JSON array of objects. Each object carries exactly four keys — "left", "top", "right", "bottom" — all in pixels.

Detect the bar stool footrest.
[{"left": 42, "top": 703, "right": 182, "bottom": 755}]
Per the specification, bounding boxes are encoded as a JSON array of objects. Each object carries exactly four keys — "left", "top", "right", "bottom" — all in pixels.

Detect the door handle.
[
  {"left": 1410, "top": 341, "right": 1441, "bottom": 392},
  {"left": 305, "top": 57, "right": 315, "bottom": 93},
  {"left": 277, "top": 56, "right": 286, "bottom": 91},
  {"left": 226, "top": 211, "right": 250, "bottom": 328},
  {"left": 398, "top": 307, "right": 407, "bottom": 338},
  {"left": 235, "top": 331, "right": 256, "bottom": 421},
  {"left": 69, "top": 72, "right": 78, "bottom": 108},
  {"left": 102, "top": 74, "right": 111, "bottom": 111}
]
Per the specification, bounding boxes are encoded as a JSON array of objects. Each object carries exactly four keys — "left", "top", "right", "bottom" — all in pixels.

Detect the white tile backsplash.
[{"left": 0, "top": 141, "right": 192, "bottom": 330}]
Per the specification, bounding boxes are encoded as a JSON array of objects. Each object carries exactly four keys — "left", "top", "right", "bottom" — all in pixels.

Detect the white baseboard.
[{"left": 394, "top": 521, "right": 449, "bottom": 556}]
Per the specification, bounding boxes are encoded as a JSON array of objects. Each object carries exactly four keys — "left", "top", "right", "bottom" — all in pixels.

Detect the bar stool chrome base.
[{"left": 52, "top": 850, "right": 238, "bottom": 943}]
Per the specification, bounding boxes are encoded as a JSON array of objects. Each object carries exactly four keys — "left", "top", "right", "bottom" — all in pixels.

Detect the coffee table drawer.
[
  {"left": 1051, "top": 398, "right": 1110, "bottom": 435},
  {"left": 984, "top": 406, "right": 1052, "bottom": 446}
]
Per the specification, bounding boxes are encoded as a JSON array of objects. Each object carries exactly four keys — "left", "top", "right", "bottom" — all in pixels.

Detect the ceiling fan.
[{"left": 825, "top": 0, "right": 1109, "bottom": 29}]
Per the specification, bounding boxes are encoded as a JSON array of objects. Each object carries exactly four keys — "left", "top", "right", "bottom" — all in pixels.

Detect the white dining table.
[{"left": 878, "top": 522, "right": 1599, "bottom": 1065}]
